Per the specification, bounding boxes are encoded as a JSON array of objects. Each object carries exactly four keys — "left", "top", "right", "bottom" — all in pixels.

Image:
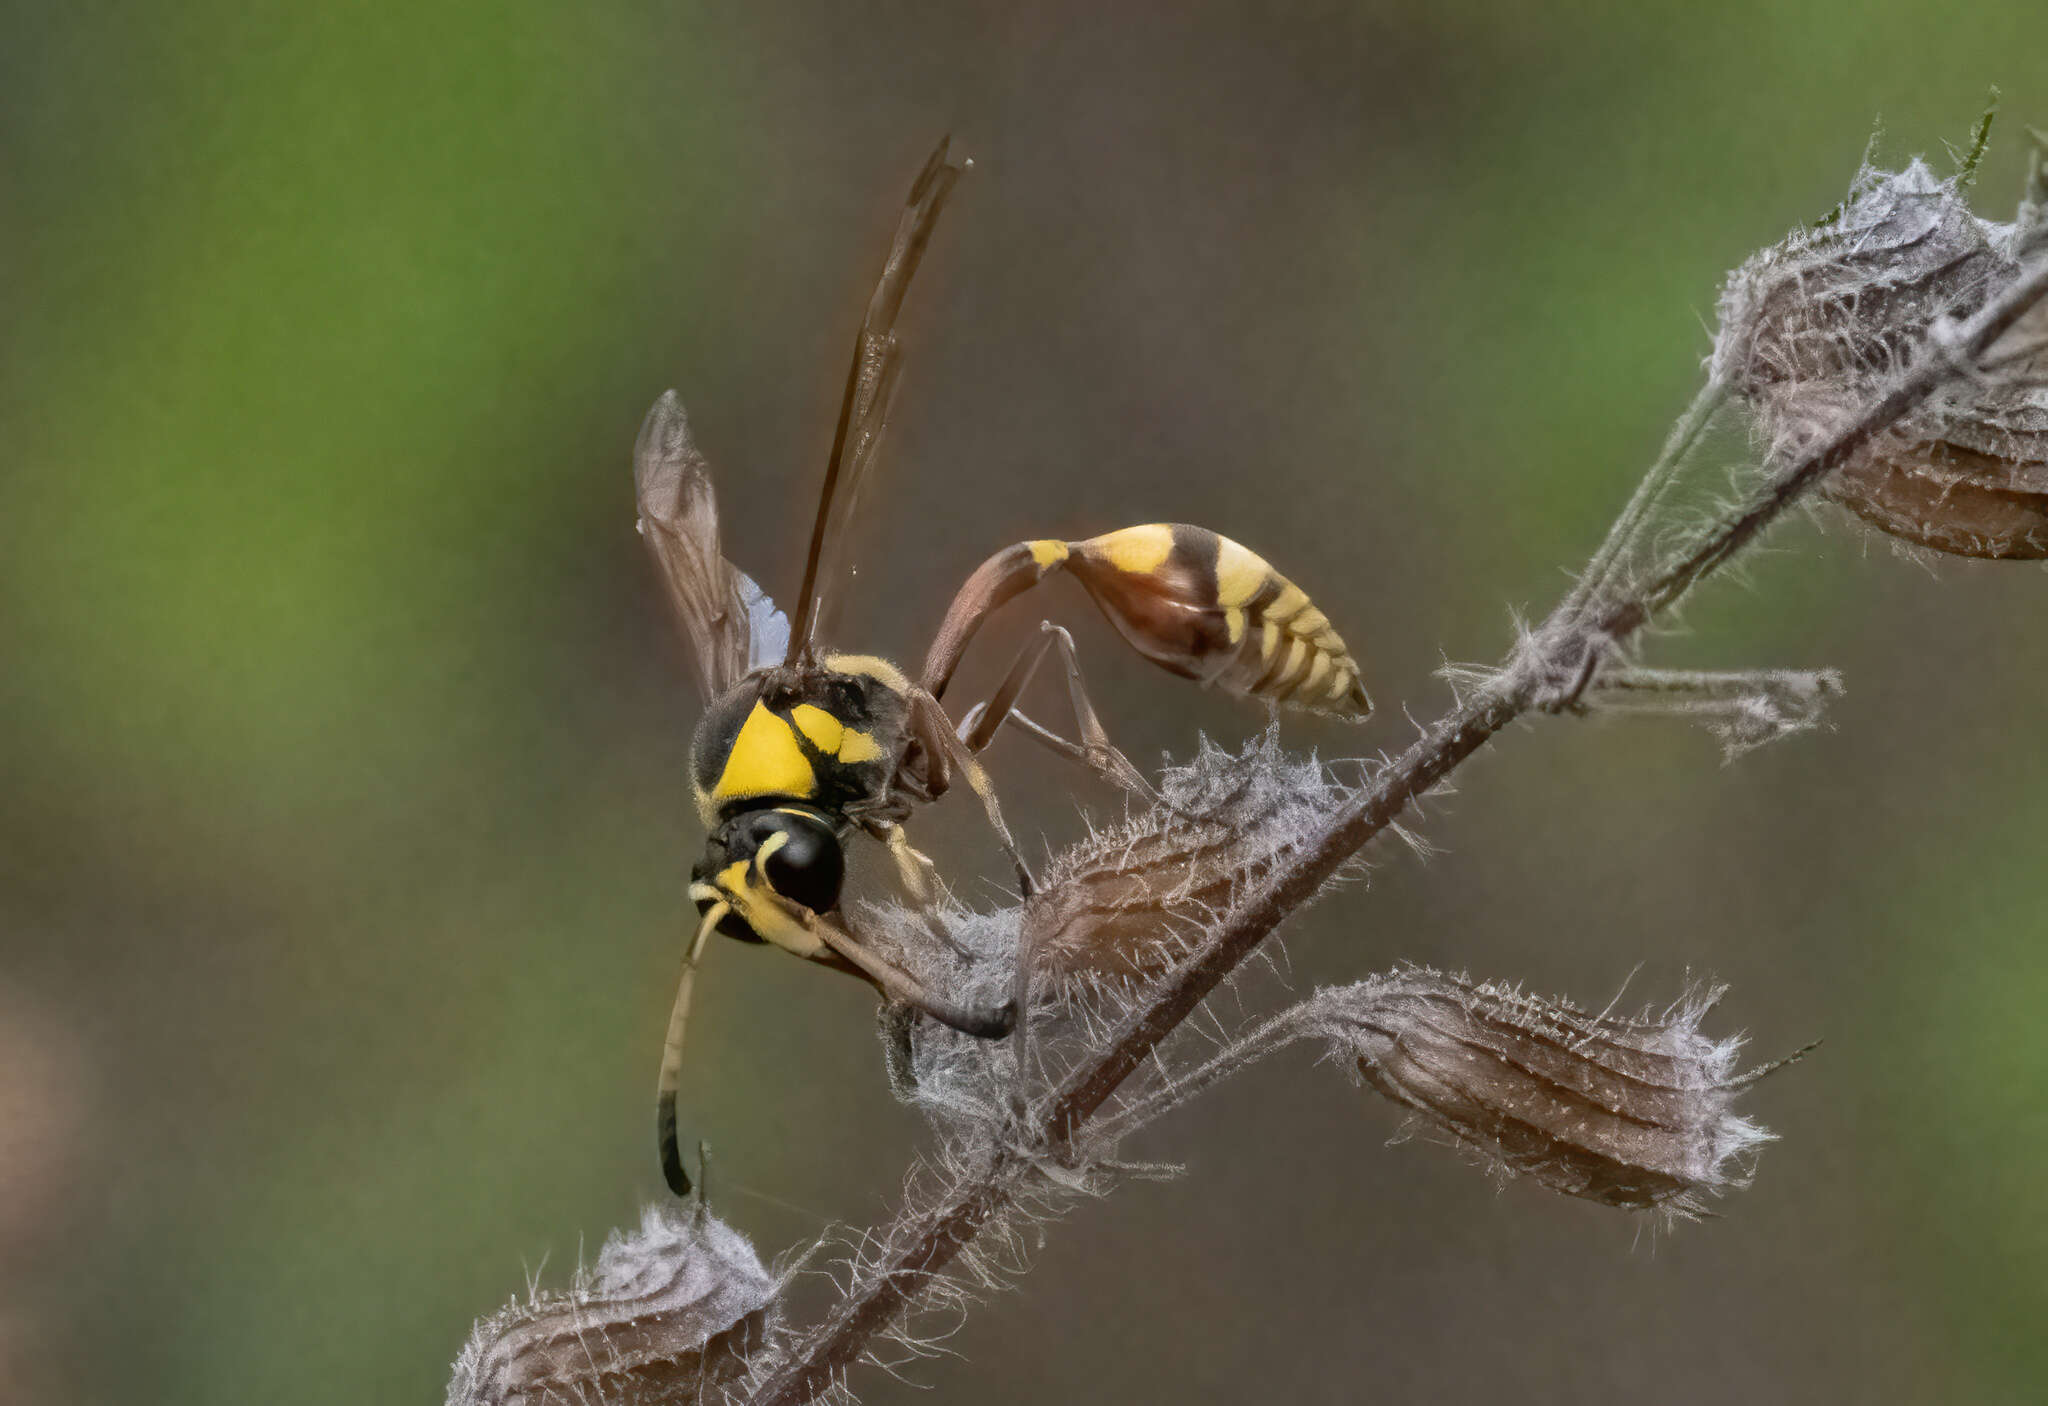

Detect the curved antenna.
[
  {"left": 656, "top": 901, "right": 722, "bottom": 1197},
  {"left": 785, "top": 137, "right": 967, "bottom": 663}
]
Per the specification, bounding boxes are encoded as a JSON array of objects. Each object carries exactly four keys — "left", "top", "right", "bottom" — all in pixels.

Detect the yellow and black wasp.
[{"left": 635, "top": 140, "right": 1372, "bottom": 1195}]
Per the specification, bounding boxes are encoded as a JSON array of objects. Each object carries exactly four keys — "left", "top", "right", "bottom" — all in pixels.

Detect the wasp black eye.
[
  {"left": 697, "top": 806, "right": 846, "bottom": 938},
  {"left": 752, "top": 808, "right": 844, "bottom": 915}
]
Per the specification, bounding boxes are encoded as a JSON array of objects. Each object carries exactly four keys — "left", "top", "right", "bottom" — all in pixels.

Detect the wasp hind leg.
[{"left": 956, "top": 620, "right": 1159, "bottom": 802}]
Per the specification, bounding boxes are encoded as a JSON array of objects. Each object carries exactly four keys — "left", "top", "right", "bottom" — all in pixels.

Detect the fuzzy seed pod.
[
  {"left": 447, "top": 1205, "right": 775, "bottom": 1406},
  {"left": 1719, "top": 157, "right": 2048, "bottom": 557},
  {"left": 1021, "top": 733, "right": 1358, "bottom": 987},
  {"left": 1320, "top": 969, "right": 1772, "bottom": 1217}
]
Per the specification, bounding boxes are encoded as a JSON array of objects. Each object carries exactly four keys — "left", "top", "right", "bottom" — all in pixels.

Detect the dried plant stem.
[
  {"left": 1564, "top": 370, "right": 1734, "bottom": 618},
  {"left": 740, "top": 258, "right": 2048, "bottom": 1406}
]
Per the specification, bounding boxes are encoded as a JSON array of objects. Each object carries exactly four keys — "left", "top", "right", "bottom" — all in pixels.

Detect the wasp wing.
[
  {"left": 635, "top": 390, "right": 788, "bottom": 701},
  {"left": 785, "top": 137, "right": 966, "bottom": 661}
]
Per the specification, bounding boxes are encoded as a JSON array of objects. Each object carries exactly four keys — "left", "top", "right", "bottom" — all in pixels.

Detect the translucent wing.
[
  {"left": 785, "top": 137, "right": 966, "bottom": 661},
  {"left": 634, "top": 390, "right": 788, "bottom": 701}
]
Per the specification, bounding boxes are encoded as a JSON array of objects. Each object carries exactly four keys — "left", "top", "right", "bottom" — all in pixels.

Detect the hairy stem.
[{"left": 741, "top": 253, "right": 2048, "bottom": 1406}]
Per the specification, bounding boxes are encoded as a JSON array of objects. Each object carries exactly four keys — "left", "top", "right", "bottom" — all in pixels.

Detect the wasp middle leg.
[{"left": 955, "top": 620, "right": 1159, "bottom": 802}]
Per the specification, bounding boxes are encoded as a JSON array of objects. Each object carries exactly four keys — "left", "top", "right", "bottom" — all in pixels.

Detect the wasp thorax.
[
  {"left": 695, "top": 806, "right": 846, "bottom": 940},
  {"left": 1719, "top": 156, "right": 2048, "bottom": 558}
]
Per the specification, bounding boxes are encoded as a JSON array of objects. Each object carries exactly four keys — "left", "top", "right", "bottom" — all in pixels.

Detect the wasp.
[{"left": 636, "top": 140, "right": 1372, "bottom": 1195}]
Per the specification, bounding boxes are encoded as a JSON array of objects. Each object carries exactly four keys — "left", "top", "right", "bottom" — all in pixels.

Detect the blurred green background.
[{"left": 5, "top": 2, "right": 2047, "bottom": 1402}]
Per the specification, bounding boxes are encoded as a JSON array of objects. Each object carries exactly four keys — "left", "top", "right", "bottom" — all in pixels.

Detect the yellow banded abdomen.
[{"left": 1066, "top": 524, "right": 1371, "bottom": 719}]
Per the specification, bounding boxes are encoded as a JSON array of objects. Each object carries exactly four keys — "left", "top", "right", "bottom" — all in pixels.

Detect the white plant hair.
[{"left": 449, "top": 118, "right": 2048, "bottom": 1406}]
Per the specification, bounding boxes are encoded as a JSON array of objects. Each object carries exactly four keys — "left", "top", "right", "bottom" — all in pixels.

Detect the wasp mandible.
[{"left": 636, "top": 140, "right": 1372, "bottom": 1195}]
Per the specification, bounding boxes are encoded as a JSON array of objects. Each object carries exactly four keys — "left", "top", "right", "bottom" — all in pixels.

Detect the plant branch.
[{"left": 739, "top": 231, "right": 2048, "bottom": 1406}]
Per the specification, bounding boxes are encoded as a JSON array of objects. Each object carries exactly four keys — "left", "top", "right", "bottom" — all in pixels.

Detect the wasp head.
[{"left": 692, "top": 805, "right": 846, "bottom": 941}]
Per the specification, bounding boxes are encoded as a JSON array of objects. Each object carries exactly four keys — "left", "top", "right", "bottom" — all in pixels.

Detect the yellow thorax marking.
[
  {"left": 1028, "top": 538, "right": 1070, "bottom": 570},
  {"left": 714, "top": 701, "right": 817, "bottom": 804},
  {"left": 1092, "top": 524, "right": 1175, "bottom": 576},
  {"left": 790, "top": 704, "right": 846, "bottom": 754},
  {"left": 821, "top": 653, "right": 910, "bottom": 691},
  {"left": 837, "top": 728, "right": 884, "bottom": 764},
  {"left": 790, "top": 702, "right": 885, "bottom": 765}
]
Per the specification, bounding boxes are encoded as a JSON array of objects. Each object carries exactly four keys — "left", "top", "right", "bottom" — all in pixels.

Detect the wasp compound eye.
[{"left": 747, "top": 808, "right": 845, "bottom": 915}]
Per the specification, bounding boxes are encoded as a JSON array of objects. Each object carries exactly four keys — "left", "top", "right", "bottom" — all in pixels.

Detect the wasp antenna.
[{"left": 656, "top": 903, "right": 723, "bottom": 1197}]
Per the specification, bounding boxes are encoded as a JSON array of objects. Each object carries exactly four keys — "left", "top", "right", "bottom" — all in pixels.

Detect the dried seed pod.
[
  {"left": 448, "top": 1205, "right": 774, "bottom": 1406},
  {"left": 1719, "top": 157, "right": 2048, "bottom": 557},
  {"left": 1828, "top": 432, "right": 2048, "bottom": 558},
  {"left": 1319, "top": 969, "right": 1772, "bottom": 1216},
  {"left": 1023, "top": 732, "right": 1358, "bottom": 986}
]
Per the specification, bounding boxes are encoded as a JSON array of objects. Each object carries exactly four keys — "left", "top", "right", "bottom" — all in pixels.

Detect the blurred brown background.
[{"left": 5, "top": 2, "right": 2047, "bottom": 1402}]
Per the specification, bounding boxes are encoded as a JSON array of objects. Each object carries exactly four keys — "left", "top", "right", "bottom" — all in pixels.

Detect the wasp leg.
[
  {"left": 876, "top": 821, "right": 974, "bottom": 959},
  {"left": 787, "top": 898, "right": 1017, "bottom": 1039},
  {"left": 957, "top": 620, "right": 1158, "bottom": 802},
  {"left": 882, "top": 821, "right": 944, "bottom": 906},
  {"left": 656, "top": 897, "right": 723, "bottom": 1198},
  {"left": 904, "top": 684, "right": 1037, "bottom": 900}
]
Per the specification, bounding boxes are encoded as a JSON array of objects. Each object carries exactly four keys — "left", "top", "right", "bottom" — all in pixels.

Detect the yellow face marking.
[
  {"left": 821, "top": 653, "right": 910, "bottom": 691},
  {"left": 1028, "top": 538, "right": 1070, "bottom": 571},
  {"left": 693, "top": 780, "right": 718, "bottom": 830},
  {"left": 1223, "top": 605, "right": 1246, "bottom": 645},
  {"left": 753, "top": 828, "right": 790, "bottom": 885},
  {"left": 1088, "top": 524, "right": 1176, "bottom": 577},
  {"left": 1212, "top": 537, "right": 1271, "bottom": 609},
  {"left": 713, "top": 701, "right": 817, "bottom": 805},
  {"left": 713, "top": 851, "right": 824, "bottom": 957}
]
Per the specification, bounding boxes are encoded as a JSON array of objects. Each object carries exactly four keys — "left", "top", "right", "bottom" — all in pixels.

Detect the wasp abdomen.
[{"left": 1062, "top": 524, "right": 1371, "bottom": 719}]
